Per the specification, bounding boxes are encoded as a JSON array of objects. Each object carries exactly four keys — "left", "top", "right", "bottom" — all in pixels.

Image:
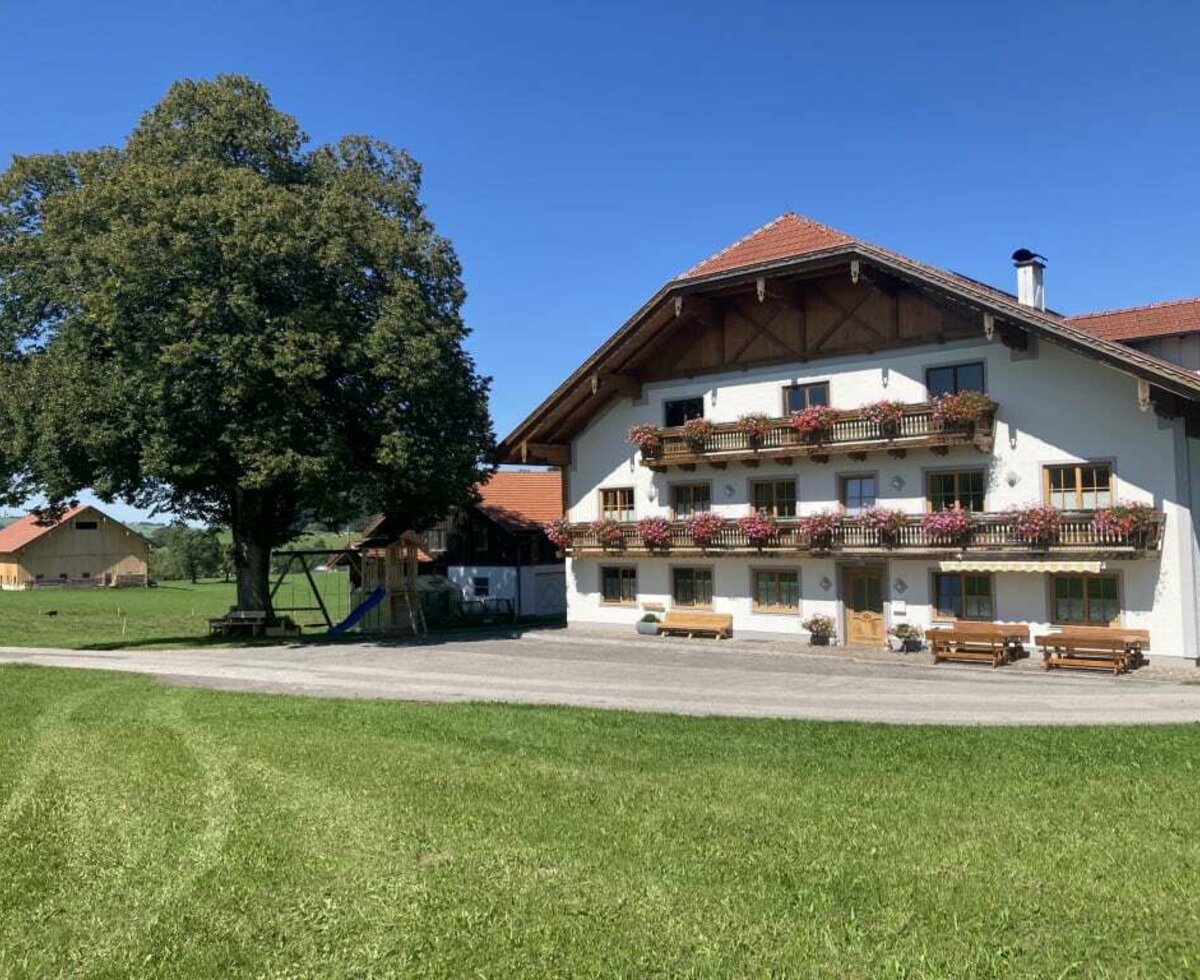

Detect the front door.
[{"left": 844, "top": 566, "right": 885, "bottom": 645}]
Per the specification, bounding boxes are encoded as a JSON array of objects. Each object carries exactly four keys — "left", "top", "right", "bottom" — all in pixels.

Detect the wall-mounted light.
[
  {"left": 1005, "top": 471, "right": 1020, "bottom": 488},
  {"left": 724, "top": 484, "right": 735, "bottom": 498},
  {"left": 881, "top": 366, "right": 890, "bottom": 388},
  {"left": 1008, "top": 426, "right": 1018, "bottom": 450},
  {"left": 893, "top": 577, "right": 907, "bottom": 595},
  {"left": 890, "top": 475, "right": 905, "bottom": 491},
  {"left": 819, "top": 576, "right": 833, "bottom": 591},
  {"left": 646, "top": 485, "right": 657, "bottom": 501}
]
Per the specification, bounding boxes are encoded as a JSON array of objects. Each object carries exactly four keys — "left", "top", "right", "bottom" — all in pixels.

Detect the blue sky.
[{"left": 2, "top": 0, "right": 1198, "bottom": 523}]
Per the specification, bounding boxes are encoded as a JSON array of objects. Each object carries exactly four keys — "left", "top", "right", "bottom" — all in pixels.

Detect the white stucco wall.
[
  {"left": 563, "top": 334, "right": 1195, "bottom": 659},
  {"left": 448, "top": 564, "right": 566, "bottom": 617}
]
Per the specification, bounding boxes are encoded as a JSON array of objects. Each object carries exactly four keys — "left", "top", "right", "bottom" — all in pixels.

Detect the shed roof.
[{"left": 0, "top": 504, "right": 147, "bottom": 554}]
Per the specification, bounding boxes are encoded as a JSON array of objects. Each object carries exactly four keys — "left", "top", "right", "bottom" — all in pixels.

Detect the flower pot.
[
  {"left": 901, "top": 637, "right": 922, "bottom": 653},
  {"left": 636, "top": 621, "right": 659, "bottom": 636},
  {"left": 810, "top": 634, "right": 831, "bottom": 646}
]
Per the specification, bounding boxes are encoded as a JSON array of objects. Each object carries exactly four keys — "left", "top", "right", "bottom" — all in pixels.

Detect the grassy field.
[
  {"left": 1, "top": 667, "right": 1199, "bottom": 977},
  {"left": 0, "top": 574, "right": 355, "bottom": 649}
]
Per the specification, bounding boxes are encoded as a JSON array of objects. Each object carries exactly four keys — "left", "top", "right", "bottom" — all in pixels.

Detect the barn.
[{"left": 0, "top": 504, "right": 151, "bottom": 589}]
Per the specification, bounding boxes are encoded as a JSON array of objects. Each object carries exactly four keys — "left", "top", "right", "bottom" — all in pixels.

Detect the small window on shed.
[
  {"left": 74, "top": 519, "right": 99, "bottom": 530},
  {"left": 472, "top": 576, "right": 490, "bottom": 598}
]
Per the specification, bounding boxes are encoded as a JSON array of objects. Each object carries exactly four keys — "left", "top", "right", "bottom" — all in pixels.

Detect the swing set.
[{"left": 269, "top": 548, "right": 359, "bottom": 630}]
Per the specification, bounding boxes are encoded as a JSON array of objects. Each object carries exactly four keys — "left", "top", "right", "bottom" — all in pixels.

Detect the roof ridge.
[
  {"left": 1067, "top": 295, "right": 1200, "bottom": 320},
  {"left": 676, "top": 213, "right": 794, "bottom": 280}
]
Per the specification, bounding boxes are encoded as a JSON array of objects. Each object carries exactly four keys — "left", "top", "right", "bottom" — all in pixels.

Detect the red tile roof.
[
  {"left": 0, "top": 504, "right": 91, "bottom": 553},
  {"left": 477, "top": 470, "right": 563, "bottom": 531},
  {"left": 1067, "top": 297, "right": 1200, "bottom": 342},
  {"left": 679, "top": 213, "right": 854, "bottom": 279}
]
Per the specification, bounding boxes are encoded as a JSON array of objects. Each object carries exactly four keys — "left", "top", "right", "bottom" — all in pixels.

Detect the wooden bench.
[
  {"left": 657, "top": 611, "right": 734, "bottom": 640},
  {"left": 930, "top": 622, "right": 1030, "bottom": 668},
  {"left": 1036, "top": 627, "right": 1150, "bottom": 676},
  {"left": 207, "top": 609, "right": 270, "bottom": 638}
]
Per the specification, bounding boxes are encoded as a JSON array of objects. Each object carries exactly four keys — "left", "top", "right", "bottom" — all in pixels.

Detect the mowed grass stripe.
[{"left": 0, "top": 665, "right": 1198, "bottom": 977}]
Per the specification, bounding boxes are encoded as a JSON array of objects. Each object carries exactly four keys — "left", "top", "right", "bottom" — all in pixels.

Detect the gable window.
[
  {"left": 927, "top": 470, "right": 986, "bottom": 512},
  {"left": 600, "top": 487, "right": 635, "bottom": 522},
  {"left": 752, "top": 479, "right": 797, "bottom": 518},
  {"left": 664, "top": 397, "right": 705, "bottom": 428},
  {"left": 933, "top": 573, "right": 994, "bottom": 621},
  {"left": 74, "top": 520, "right": 98, "bottom": 531},
  {"left": 839, "top": 475, "right": 877, "bottom": 515},
  {"left": 1051, "top": 574, "right": 1119, "bottom": 625},
  {"left": 1045, "top": 463, "right": 1112, "bottom": 510},
  {"left": 671, "top": 483, "right": 711, "bottom": 518},
  {"left": 472, "top": 524, "right": 490, "bottom": 554},
  {"left": 926, "top": 362, "right": 985, "bottom": 398},
  {"left": 752, "top": 569, "right": 800, "bottom": 612},
  {"left": 783, "top": 382, "right": 830, "bottom": 413},
  {"left": 600, "top": 566, "right": 637, "bottom": 604},
  {"left": 672, "top": 567, "right": 713, "bottom": 607},
  {"left": 472, "top": 576, "right": 490, "bottom": 598}
]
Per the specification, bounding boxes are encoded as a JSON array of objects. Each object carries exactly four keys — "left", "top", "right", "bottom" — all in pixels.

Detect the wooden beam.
[
  {"left": 590, "top": 372, "right": 641, "bottom": 399},
  {"left": 521, "top": 441, "right": 571, "bottom": 466},
  {"left": 674, "top": 294, "right": 722, "bottom": 328}
]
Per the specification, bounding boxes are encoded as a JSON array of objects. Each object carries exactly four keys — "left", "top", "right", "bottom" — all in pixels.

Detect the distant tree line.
[{"left": 149, "top": 524, "right": 227, "bottom": 583}]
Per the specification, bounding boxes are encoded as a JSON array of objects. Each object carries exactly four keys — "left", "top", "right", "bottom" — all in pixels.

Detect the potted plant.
[
  {"left": 802, "top": 613, "right": 836, "bottom": 646},
  {"left": 1092, "top": 500, "right": 1157, "bottom": 546},
  {"left": 681, "top": 416, "right": 716, "bottom": 451},
  {"left": 686, "top": 511, "right": 727, "bottom": 550},
  {"left": 590, "top": 517, "right": 625, "bottom": 550},
  {"left": 920, "top": 506, "right": 974, "bottom": 546},
  {"left": 858, "top": 506, "right": 909, "bottom": 546},
  {"left": 543, "top": 518, "right": 572, "bottom": 550},
  {"left": 1009, "top": 504, "right": 1061, "bottom": 548},
  {"left": 737, "top": 510, "right": 779, "bottom": 549},
  {"left": 798, "top": 508, "right": 842, "bottom": 551},
  {"left": 637, "top": 516, "right": 673, "bottom": 551},
  {"left": 790, "top": 405, "right": 838, "bottom": 443},
  {"left": 862, "top": 399, "right": 906, "bottom": 437},
  {"left": 736, "top": 413, "right": 772, "bottom": 448},
  {"left": 889, "top": 622, "right": 924, "bottom": 653},
  {"left": 931, "top": 391, "right": 997, "bottom": 429},
  {"left": 627, "top": 423, "right": 663, "bottom": 457},
  {"left": 636, "top": 613, "right": 661, "bottom": 636}
]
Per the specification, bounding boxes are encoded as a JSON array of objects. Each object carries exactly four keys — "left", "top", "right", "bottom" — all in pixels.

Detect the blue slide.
[{"left": 328, "top": 586, "right": 387, "bottom": 636}]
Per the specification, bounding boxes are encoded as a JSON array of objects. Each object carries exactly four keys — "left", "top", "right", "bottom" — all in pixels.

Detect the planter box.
[
  {"left": 809, "top": 634, "right": 832, "bottom": 646},
  {"left": 636, "top": 621, "right": 660, "bottom": 636}
]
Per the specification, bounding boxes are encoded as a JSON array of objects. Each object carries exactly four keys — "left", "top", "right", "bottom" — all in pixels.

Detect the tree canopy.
[{"left": 0, "top": 75, "right": 494, "bottom": 612}]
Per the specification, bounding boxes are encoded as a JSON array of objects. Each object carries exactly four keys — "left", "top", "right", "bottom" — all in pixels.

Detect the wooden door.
[{"left": 844, "top": 567, "right": 885, "bottom": 645}]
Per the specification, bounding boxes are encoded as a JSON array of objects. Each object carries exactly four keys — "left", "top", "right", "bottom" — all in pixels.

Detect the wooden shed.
[{"left": 0, "top": 504, "right": 151, "bottom": 589}]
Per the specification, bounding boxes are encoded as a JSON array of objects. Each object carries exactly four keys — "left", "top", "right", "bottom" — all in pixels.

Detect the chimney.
[{"left": 1011, "top": 248, "right": 1046, "bottom": 310}]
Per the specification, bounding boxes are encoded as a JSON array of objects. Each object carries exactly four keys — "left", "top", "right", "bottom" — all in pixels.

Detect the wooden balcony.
[
  {"left": 563, "top": 511, "right": 1164, "bottom": 560},
  {"left": 640, "top": 402, "right": 996, "bottom": 470}
]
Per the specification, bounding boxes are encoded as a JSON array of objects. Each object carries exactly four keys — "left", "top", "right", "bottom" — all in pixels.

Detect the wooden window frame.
[
  {"left": 663, "top": 397, "right": 705, "bottom": 428},
  {"left": 924, "top": 467, "right": 988, "bottom": 513},
  {"left": 670, "top": 565, "right": 715, "bottom": 609},
  {"left": 925, "top": 360, "right": 987, "bottom": 398},
  {"left": 749, "top": 478, "right": 798, "bottom": 518},
  {"left": 599, "top": 486, "right": 636, "bottom": 522},
  {"left": 838, "top": 471, "right": 879, "bottom": 514},
  {"left": 930, "top": 571, "right": 995, "bottom": 623},
  {"left": 1042, "top": 462, "right": 1115, "bottom": 510},
  {"left": 782, "top": 381, "right": 830, "bottom": 414},
  {"left": 1048, "top": 572, "right": 1122, "bottom": 627},
  {"left": 669, "top": 481, "right": 713, "bottom": 519},
  {"left": 751, "top": 567, "right": 801, "bottom": 614},
  {"left": 599, "top": 565, "right": 638, "bottom": 606}
]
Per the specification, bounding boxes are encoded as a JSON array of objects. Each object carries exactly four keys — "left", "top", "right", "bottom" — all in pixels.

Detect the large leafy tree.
[{"left": 0, "top": 76, "right": 494, "bottom": 614}]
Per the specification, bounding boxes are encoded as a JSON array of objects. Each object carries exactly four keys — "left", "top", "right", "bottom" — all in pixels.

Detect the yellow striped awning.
[{"left": 937, "top": 559, "right": 1106, "bottom": 574}]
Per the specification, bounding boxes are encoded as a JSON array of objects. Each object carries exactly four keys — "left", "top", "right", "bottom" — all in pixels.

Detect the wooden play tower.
[{"left": 355, "top": 531, "right": 428, "bottom": 636}]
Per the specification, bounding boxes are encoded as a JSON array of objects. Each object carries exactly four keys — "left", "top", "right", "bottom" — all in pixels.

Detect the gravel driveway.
[{"left": 2, "top": 629, "right": 1199, "bottom": 725}]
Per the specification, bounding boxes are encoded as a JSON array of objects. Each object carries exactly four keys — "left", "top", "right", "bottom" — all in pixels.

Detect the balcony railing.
[
  {"left": 640, "top": 402, "right": 995, "bottom": 469},
  {"left": 563, "top": 511, "right": 1163, "bottom": 559}
]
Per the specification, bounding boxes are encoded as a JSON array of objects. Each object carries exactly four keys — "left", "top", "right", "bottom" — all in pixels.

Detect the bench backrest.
[
  {"left": 226, "top": 610, "right": 269, "bottom": 622},
  {"left": 662, "top": 611, "right": 734, "bottom": 630},
  {"left": 947, "top": 621, "right": 1031, "bottom": 640},
  {"left": 1049, "top": 625, "right": 1150, "bottom": 645}
]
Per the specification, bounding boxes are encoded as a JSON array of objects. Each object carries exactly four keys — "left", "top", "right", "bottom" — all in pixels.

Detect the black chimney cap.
[{"left": 1012, "top": 248, "right": 1047, "bottom": 265}]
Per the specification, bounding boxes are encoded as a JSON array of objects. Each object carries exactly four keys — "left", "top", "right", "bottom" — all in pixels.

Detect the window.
[
  {"left": 472, "top": 576, "right": 489, "bottom": 598},
  {"left": 926, "top": 362, "right": 985, "bottom": 398},
  {"left": 424, "top": 527, "right": 447, "bottom": 552},
  {"left": 74, "top": 520, "right": 98, "bottom": 531},
  {"left": 753, "top": 569, "right": 800, "bottom": 612},
  {"left": 839, "top": 475, "right": 877, "bottom": 515},
  {"left": 1052, "top": 574, "right": 1120, "bottom": 625},
  {"left": 600, "top": 487, "right": 635, "bottom": 522},
  {"left": 671, "top": 483, "right": 711, "bottom": 518},
  {"left": 672, "top": 567, "right": 713, "bottom": 607},
  {"left": 933, "top": 573, "right": 994, "bottom": 621},
  {"left": 664, "top": 397, "right": 705, "bottom": 428},
  {"left": 752, "top": 480, "right": 797, "bottom": 517},
  {"left": 472, "top": 524, "right": 490, "bottom": 554},
  {"left": 927, "top": 470, "right": 986, "bottom": 512},
  {"left": 1045, "top": 463, "right": 1113, "bottom": 510},
  {"left": 601, "top": 566, "right": 637, "bottom": 604},
  {"left": 80, "top": 571, "right": 90, "bottom": 580},
  {"left": 783, "top": 382, "right": 830, "bottom": 413}
]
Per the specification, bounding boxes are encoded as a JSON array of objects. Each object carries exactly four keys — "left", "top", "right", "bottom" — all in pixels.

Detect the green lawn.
[
  {"left": 1, "top": 667, "right": 1198, "bottom": 977},
  {"left": 0, "top": 574, "right": 355, "bottom": 649}
]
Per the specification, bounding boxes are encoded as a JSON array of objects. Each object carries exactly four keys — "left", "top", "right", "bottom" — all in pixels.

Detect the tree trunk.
[{"left": 232, "top": 534, "right": 274, "bottom": 618}]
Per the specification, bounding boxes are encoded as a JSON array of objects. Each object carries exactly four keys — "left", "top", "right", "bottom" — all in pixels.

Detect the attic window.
[{"left": 74, "top": 520, "right": 99, "bottom": 531}]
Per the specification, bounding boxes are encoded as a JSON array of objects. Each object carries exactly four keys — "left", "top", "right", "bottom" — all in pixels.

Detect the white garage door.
[{"left": 533, "top": 571, "right": 566, "bottom": 615}]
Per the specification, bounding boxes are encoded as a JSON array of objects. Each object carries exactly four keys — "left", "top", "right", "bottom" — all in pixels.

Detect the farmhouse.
[
  {"left": 0, "top": 504, "right": 150, "bottom": 589},
  {"left": 500, "top": 213, "right": 1200, "bottom": 662}
]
